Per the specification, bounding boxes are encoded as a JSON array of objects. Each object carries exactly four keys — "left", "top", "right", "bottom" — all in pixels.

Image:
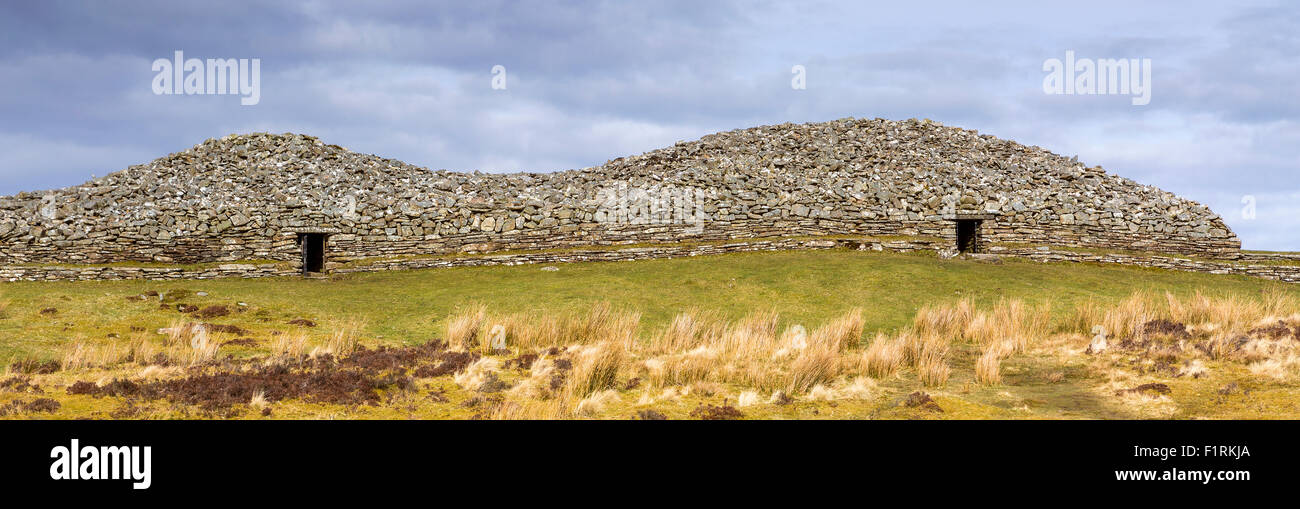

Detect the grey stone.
[{"left": 0, "top": 118, "right": 1241, "bottom": 272}]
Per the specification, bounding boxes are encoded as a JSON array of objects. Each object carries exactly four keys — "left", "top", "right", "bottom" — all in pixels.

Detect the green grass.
[
  {"left": 1, "top": 248, "right": 1296, "bottom": 363},
  {"left": 3, "top": 248, "right": 1300, "bottom": 420}
]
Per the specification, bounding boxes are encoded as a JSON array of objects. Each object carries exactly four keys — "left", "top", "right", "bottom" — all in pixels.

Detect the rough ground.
[{"left": 1, "top": 249, "right": 1297, "bottom": 420}]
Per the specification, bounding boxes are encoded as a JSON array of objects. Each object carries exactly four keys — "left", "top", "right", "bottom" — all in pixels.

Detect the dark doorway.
[
  {"left": 299, "top": 233, "right": 327, "bottom": 274},
  {"left": 956, "top": 220, "right": 980, "bottom": 253}
]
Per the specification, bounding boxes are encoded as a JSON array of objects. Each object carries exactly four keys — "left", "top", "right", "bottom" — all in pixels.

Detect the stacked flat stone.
[{"left": 0, "top": 117, "right": 1239, "bottom": 267}]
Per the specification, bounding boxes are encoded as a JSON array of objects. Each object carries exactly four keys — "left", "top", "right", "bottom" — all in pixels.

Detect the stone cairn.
[{"left": 0, "top": 117, "right": 1243, "bottom": 280}]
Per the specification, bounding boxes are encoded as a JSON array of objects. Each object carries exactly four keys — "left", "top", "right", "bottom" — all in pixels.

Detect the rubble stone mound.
[{"left": 0, "top": 117, "right": 1239, "bottom": 270}]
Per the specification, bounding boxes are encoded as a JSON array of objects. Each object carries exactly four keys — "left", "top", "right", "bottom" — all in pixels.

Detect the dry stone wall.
[
  {"left": 988, "top": 247, "right": 1300, "bottom": 283},
  {"left": 0, "top": 117, "right": 1240, "bottom": 273},
  {"left": 0, "top": 238, "right": 936, "bottom": 282},
  {"left": 5, "top": 239, "right": 1297, "bottom": 284}
]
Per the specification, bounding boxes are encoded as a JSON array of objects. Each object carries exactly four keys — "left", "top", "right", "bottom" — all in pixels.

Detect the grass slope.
[{"left": 1, "top": 249, "right": 1294, "bottom": 362}]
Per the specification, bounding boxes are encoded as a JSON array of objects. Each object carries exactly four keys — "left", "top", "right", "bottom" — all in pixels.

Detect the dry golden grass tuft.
[
  {"left": 507, "top": 356, "right": 560, "bottom": 400},
  {"left": 453, "top": 357, "right": 502, "bottom": 392},
  {"left": 446, "top": 303, "right": 487, "bottom": 351},
  {"left": 1248, "top": 356, "right": 1300, "bottom": 380},
  {"left": 810, "top": 308, "right": 864, "bottom": 351},
  {"left": 463, "top": 306, "right": 881, "bottom": 417},
  {"left": 1168, "top": 291, "right": 1250, "bottom": 330},
  {"left": 1104, "top": 293, "right": 1154, "bottom": 340},
  {"left": 913, "top": 298, "right": 973, "bottom": 339},
  {"left": 568, "top": 302, "right": 641, "bottom": 348},
  {"left": 453, "top": 297, "right": 1082, "bottom": 417},
  {"left": 901, "top": 330, "right": 950, "bottom": 368},
  {"left": 136, "top": 364, "right": 182, "bottom": 381},
  {"left": 250, "top": 390, "right": 269, "bottom": 411},
  {"left": 574, "top": 389, "right": 621, "bottom": 416},
  {"left": 657, "top": 311, "right": 718, "bottom": 353},
  {"left": 975, "top": 347, "right": 1002, "bottom": 385},
  {"left": 636, "top": 309, "right": 866, "bottom": 392},
  {"left": 59, "top": 338, "right": 99, "bottom": 371},
  {"left": 490, "top": 398, "right": 565, "bottom": 420},
  {"left": 908, "top": 297, "right": 1038, "bottom": 345},
  {"left": 312, "top": 321, "right": 363, "bottom": 358},
  {"left": 563, "top": 342, "right": 624, "bottom": 398},
  {"left": 861, "top": 333, "right": 904, "bottom": 378},
  {"left": 787, "top": 342, "right": 841, "bottom": 393},
  {"left": 60, "top": 325, "right": 221, "bottom": 371},
  {"left": 270, "top": 332, "right": 309, "bottom": 360},
  {"left": 1068, "top": 290, "right": 1300, "bottom": 386},
  {"left": 1065, "top": 290, "right": 1300, "bottom": 341},
  {"left": 457, "top": 302, "right": 642, "bottom": 353},
  {"left": 917, "top": 349, "right": 951, "bottom": 387},
  {"left": 721, "top": 310, "right": 780, "bottom": 360},
  {"left": 1061, "top": 298, "right": 1106, "bottom": 334}
]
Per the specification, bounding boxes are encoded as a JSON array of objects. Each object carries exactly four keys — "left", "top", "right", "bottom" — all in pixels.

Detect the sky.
[{"left": 0, "top": 0, "right": 1296, "bottom": 249}]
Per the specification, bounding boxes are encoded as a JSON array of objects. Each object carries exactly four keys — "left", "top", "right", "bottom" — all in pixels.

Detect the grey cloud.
[{"left": 0, "top": 1, "right": 1295, "bottom": 249}]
